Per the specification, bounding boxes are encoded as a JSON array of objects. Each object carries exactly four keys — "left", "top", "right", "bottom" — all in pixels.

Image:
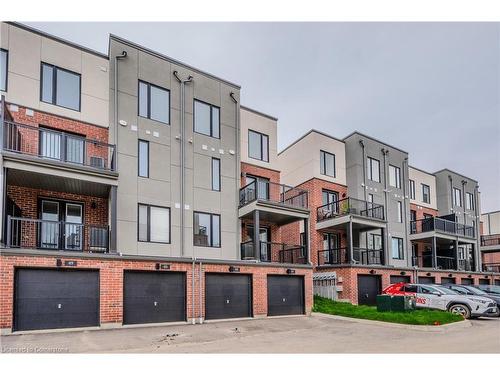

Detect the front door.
[
  {"left": 65, "top": 203, "right": 83, "bottom": 250},
  {"left": 247, "top": 225, "right": 270, "bottom": 261},
  {"left": 40, "top": 200, "right": 60, "bottom": 249}
]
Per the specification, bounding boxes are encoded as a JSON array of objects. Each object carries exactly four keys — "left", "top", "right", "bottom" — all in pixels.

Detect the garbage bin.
[
  {"left": 391, "top": 295, "right": 416, "bottom": 311},
  {"left": 376, "top": 295, "right": 392, "bottom": 312}
]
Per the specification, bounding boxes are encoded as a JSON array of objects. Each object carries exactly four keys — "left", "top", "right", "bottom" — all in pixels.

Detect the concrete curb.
[{"left": 312, "top": 312, "right": 472, "bottom": 331}]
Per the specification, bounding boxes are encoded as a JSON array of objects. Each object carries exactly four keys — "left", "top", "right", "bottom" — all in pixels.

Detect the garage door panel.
[
  {"left": 205, "top": 274, "right": 252, "bottom": 320},
  {"left": 389, "top": 275, "right": 411, "bottom": 284},
  {"left": 267, "top": 276, "right": 304, "bottom": 316}
]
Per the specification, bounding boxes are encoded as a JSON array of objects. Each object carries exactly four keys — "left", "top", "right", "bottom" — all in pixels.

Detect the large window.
[
  {"left": 194, "top": 212, "right": 220, "bottom": 247},
  {"left": 245, "top": 175, "right": 269, "bottom": 200},
  {"left": 320, "top": 150, "right": 336, "bottom": 177},
  {"left": 138, "top": 140, "right": 149, "bottom": 178},
  {"left": 194, "top": 100, "right": 220, "bottom": 138},
  {"left": 391, "top": 237, "right": 404, "bottom": 259},
  {"left": 422, "top": 184, "right": 430, "bottom": 204},
  {"left": 138, "top": 204, "right": 170, "bottom": 243},
  {"left": 397, "top": 201, "right": 403, "bottom": 223},
  {"left": 389, "top": 165, "right": 401, "bottom": 188},
  {"left": 39, "top": 127, "right": 84, "bottom": 164},
  {"left": 1, "top": 49, "right": 7, "bottom": 92},
  {"left": 211, "top": 158, "right": 221, "bottom": 191},
  {"left": 466, "top": 192, "right": 474, "bottom": 210},
  {"left": 138, "top": 80, "right": 170, "bottom": 124},
  {"left": 322, "top": 189, "right": 338, "bottom": 205},
  {"left": 409, "top": 179, "right": 415, "bottom": 200},
  {"left": 366, "top": 157, "right": 380, "bottom": 182},
  {"left": 41, "top": 63, "right": 81, "bottom": 111},
  {"left": 248, "top": 130, "right": 269, "bottom": 162},
  {"left": 453, "top": 187, "right": 462, "bottom": 207}
]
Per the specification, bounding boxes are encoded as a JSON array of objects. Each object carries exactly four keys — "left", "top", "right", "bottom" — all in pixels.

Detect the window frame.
[
  {"left": 409, "top": 179, "right": 416, "bottom": 200},
  {"left": 1, "top": 49, "right": 8, "bottom": 92},
  {"left": 248, "top": 129, "right": 269, "bottom": 162},
  {"left": 466, "top": 192, "right": 474, "bottom": 210},
  {"left": 40, "top": 62, "right": 81, "bottom": 112},
  {"left": 421, "top": 183, "right": 430, "bottom": 204},
  {"left": 138, "top": 139, "right": 150, "bottom": 178},
  {"left": 453, "top": 187, "right": 462, "bottom": 207},
  {"left": 391, "top": 236, "right": 404, "bottom": 260},
  {"left": 137, "top": 80, "right": 170, "bottom": 124},
  {"left": 137, "top": 203, "right": 171, "bottom": 244},
  {"left": 389, "top": 165, "right": 401, "bottom": 188},
  {"left": 397, "top": 201, "right": 403, "bottom": 223},
  {"left": 367, "top": 156, "right": 381, "bottom": 182},
  {"left": 320, "top": 150, "right": 336, "bottom": 177},
  {"left": 193, "top": 99, "right": 220, "bottom": 139},
  {"left": 211, "top": 157, "right": 221, "bottom": 191},
  {"left": 193, "top": 211, "right": 221, "bottom": 248}
]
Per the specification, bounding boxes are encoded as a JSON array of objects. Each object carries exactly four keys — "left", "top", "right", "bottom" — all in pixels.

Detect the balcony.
[
  {"left": 2, "top": 120, "right": 116, "bottom": 172},
  {"left": 240, "top": 240, "right": 307, "bottom": 264},
  {"left": 410, "top": 217, "right": 475, "bottom": 239},
  {"left": 412, "top": 255, "right": 474, "bottom": 271},
  {"left": 6, "top": 216, "right": 109, "bottom": 253},
  {"left": 483, "top": 263, "right": 500, "bottom": 273},
  {"left": 317, "top": 247, "right": 384, "bottom": 267},
  {"left": 481, "top": 235, "right": 500, "bottom": 252}
]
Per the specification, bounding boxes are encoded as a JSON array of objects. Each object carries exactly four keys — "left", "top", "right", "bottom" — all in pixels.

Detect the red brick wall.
[
  {"left": 0, "top": 253, "right": 313, "bottom": 329},
  {"left": 483, "top": 252, "right": 500, "bottom": 264},
  {"left": 240, "top": 162, "right": 280, "bottom": 185}
]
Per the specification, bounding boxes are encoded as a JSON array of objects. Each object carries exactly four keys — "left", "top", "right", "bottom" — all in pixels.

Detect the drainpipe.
[
  {"left": 113, "top": 51, "right": 127, "bottom": 170},
  {"left": 173, "top": 71, "right": 193, "bottom": 258},
  {"left": 402, "top": 157, "right": 410, "bottom": 267},
  {"left": 230, "top": 92, "right": 240, "bottom": 259},
  {"left": 199, "top": 260, "right": 203, "bottom": 324},
  {"left": 461, "top": 180, "right": 467, "bottom": 226},
  {"left": 448, "top": 175, "right": 453, "bottom": 214},
  {"left": 381, "top": 148, "right": 390, "bottom": 265},
  {"left": 359, "top": 140, "right": 368, "bottom": 255},
  {"left": 191, "top": 258, "right": 196, "bottom": 324},
  {"left": 474, "top": 184, "right": 481, "bottom": 272}
]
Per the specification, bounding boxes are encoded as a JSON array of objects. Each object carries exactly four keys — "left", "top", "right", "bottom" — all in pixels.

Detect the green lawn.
[{"left": 313, "top": 296, "right": 464, "bottom": 326}]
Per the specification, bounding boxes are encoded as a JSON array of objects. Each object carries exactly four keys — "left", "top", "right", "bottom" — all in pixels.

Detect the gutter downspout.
[
  {"left": 113, "top": 51, "right": 127, "bottom": 170},
  {"left": 230, "top": 92, "right": 240, "bottom": 259},
  {"left": 199, "top": 260, "right": 203, "bottom": 324},
  {"left": 402, "top": 157, "right": 410, "bottom": 267},
  {"left": 359, "top": 140, "right": 368, "bottom": 255},
  {"left": 382, "top": 148, "right": 390, "bottom": 265},
  {"left": 474, "top": 184, "right": 481, "bottom": 272},
  {"left": 191, "top": 258, "right": 196, "bottom": 324}
]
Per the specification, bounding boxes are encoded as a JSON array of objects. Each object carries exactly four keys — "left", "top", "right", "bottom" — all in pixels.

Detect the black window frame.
[
  {"left": 453, "top": 187, "right": 462, "bottom": 207},
  {"left": 137, "top": 80, "right": 170, "bottom": 124},
  {"left": 367, "top": 156, "right": 380, "bottom": 183},
  {"left": 193, "top": 99, "right": 220, "bottom": 139},
  {"left": 409, "top": 179, "right": 416, "bottom": 200},
  {"left": 138, "top": 139, "right": 149, "bottom": 178},
  {"left": 211, "top": 157, "right": 221, "bottom": 192},
  {"left": 391, "top": 236, "right": 404, "bottom": 260},
  {"left": 137, "top": 203, "right": 171, "bottom": 244},
  {"left": 466, "top": 192, "right": 474, "bottom": 210},
  {"left": 421, "top": 183, "right": 430, "bottom": 204},
  {"left": 40, "top": 62, "right": 81, "bottom": 112},
  {"left": 389, "top": 164, "right": 401, "bottom": 188},
  {"left": 320, "top": 150, "right": 336, "bottom": 177},
  {"left": 193, "top": 211, "right": 221, "bottom": 248},
  {"left": 396, "top": 200, "right": 403, "bottom": 223},
  {"left": 248, "top": 129, "right": 269, "bottom": 162},
  {"left": 1, "top": 49, "right": 8, "bottom": 92},
  {"left": 322, "top": 189, "right": 339, "bottom": 205}
]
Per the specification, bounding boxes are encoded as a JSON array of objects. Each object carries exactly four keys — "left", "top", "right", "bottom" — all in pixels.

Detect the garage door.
[
  {"left": 418, "top": 276, "right": 435, "bottom": 284},
  {"left": 205, "top": 273, "right": 252, "bottom": 320},
  {"left": 440, "top": 277, "right": 456, "bottom": 284},
  {"left": 357, "top": 275, "right": 381, "bottom": 305},
  {"left": 267, "top": 275, "right": 304, "bottom": 316},
  {"left": 14, "top": 268, "right": 99, "bottom": 332},
  {"left": 123, "top": 271, "right": 186, "bottom": 325},
  {"left": 479, "top": 279, "right": 490, "bottom": 285},
  {"left": 461, "top": 278, "right": 473, "bottom": 285},
  {"left": 495, "top": 280, "right": 500, "bottom": 286},
  {"left": 390, "top": 275, "right": 410, "bottom": 284}
]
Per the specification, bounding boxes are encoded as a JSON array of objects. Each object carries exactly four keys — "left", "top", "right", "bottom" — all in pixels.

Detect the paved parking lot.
[{"left": 1, "top": 314, "right": 499, "bottom": 353}]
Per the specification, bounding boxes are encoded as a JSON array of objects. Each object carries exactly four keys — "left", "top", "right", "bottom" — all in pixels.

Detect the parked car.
[
  {"left": 439, "top": 284, "right": 500, "bottom": 317},
  {"left": 476, "top": 284, "right": 500, "bottom": 295},
  {"left": 382, "top": 283, "right": 498, "bottom": 319}
]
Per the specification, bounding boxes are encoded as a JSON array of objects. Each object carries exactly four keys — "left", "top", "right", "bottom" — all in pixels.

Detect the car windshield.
[
  {"left": 433, "top": 286, "right": 458, "bottom": 295},
  {"left": 478, "top": 285, "right": 500, "bottom": 295},
  {"left": 465, "top": 286, "right": 488, "bottom": 295}
]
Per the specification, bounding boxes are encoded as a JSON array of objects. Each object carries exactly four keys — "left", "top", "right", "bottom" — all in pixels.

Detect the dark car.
[
  {"left": 440, "top": 284, "right": 500, "bottom": 317},
  {"left": 476, "top": 284, "right": 500, "bottom": 296}
]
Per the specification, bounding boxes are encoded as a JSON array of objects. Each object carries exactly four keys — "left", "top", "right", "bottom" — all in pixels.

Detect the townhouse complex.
[{"left": 0, "top": 22, "right": 498, "bottom": 333}]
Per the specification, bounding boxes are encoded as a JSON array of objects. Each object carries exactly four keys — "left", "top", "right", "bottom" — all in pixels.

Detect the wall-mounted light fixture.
[
  {"left": 229, "top": 266, "right": 240, "bottom": 273},
  {"left": 369, "top": 269, "right": 376, "bottom": 274},
  {"left": 286, "top": 269, "right": 296, "bottom": 274}
]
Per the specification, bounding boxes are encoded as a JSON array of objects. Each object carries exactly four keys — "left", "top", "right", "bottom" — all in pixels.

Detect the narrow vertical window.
[
  {"left": 138, "top": 140, "right": 149, "bottom": 178},
  {"left": 392, "top": 237, "right": 404, "bottom": 259},
  {"left": 0, "top": 49, "right": 8, "bottom": 92},
  {"left": 367, "top": 157, "right": 380, "bottom": 182},
  {"left": 248, "top": 130, "right": 269, "bottom": 162},
  {"left": 212, "top": 158, "right": 221, "bottom": 191},
  {"left": 194, "top": 212, "right": 221, "bottom": 247},
  {"left": 422, "top": 184, "right": 430, "bottom": 204},
  {"left": 409, "top": 179, "right": 416, "bottom": 199},
  {"left": 389, "top": 165, "right": 401, "bottom": 188},
  {"left": 397, "top": 201, "right": 403, "bottom": 223},
  {"left": 138, "top": 80, "right": 170, "bottom": 123},
  {"left": 320, "top": 150, "right": 336, "bottom": 177}
]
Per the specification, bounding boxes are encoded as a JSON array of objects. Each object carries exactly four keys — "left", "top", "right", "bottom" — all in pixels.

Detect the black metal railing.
[
  {"left": 317, "top": 247, "right": 383, "bottom": 266},
  {"left": 316, "top": 197, "right": 384, "bottom": 222},
  {"left": 482, "top": 263, "right": 500, "bottom": 273},
  {"left": 240, "top": 240, "right": 306, "bottom": 264},
  {"left": 481, "top": 234, "right": 500, "bottom": 247},
  {"left": 6, "top": 216, "right": 109, "bottom": 253},
  {"left": 410, "top": 217, "right": 475, "bottom": 238},
  {"left": 412, "top": 254, "right": 474, "bottom": 271},
  {"left": 2, "top": 120, "right": 116, "bottom": 171},
  {"left": 239, "top": 180, "right": 308, "bottom": 209}
]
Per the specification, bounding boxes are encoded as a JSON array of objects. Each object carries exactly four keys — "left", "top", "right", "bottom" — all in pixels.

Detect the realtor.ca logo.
[{"left": 2, "top": 346, "right": 69, "bottom": 353}]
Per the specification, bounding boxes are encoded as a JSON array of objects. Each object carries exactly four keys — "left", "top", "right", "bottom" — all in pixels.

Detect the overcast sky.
[{"left": 27, "top": 22, "right": 500, "bottom": 213}]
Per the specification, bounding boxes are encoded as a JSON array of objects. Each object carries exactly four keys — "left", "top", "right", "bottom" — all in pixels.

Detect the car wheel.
[{"left": 448, "top": 304, "right": 471, "bottom": 319}]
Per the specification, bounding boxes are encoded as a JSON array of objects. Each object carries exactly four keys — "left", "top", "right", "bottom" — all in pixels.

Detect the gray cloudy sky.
[{"left": 28, "top": 22, "right": 500, "bottom": 212}]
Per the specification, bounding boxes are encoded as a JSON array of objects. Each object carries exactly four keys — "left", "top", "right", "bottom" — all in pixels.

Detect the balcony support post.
[
  {"left": 109, "top": 185, "right": 117, "bottom": 253},
  {"left": 454, "top": 239, "right": 459, "bottom": 270},
  {"left": 348, "top": 218, "right": 353, "bottom": 263},
  {"left": 253, "top": 209, "right": 260, "bottom": 261},
  {"left": 303, "top": 217, "right": 309, "bottom": 264},
  {"left": 431, "top": 236, "right": 437, "bottom": 268}
]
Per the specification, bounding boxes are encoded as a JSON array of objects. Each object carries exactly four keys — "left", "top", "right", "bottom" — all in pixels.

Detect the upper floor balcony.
[
  {"left": 240, "top": 240, "right": 307, "bottom": 265},
  {"left": 410, "top": 217, "right": 475, "bottom": 240},
  {"left": 481, "top": 234, "right": 500, "bottom": 251},
  {"left": 317, "top": 247, "right": 384, "bottom": 267}
]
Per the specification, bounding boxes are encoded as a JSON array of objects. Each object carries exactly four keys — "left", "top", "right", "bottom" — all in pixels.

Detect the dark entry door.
[
  {"left": 390, "top": 275, "right": 411, "bottom": 284},
  {"left": 123, "top": 271, "right": 186, "bottom": 325},
  {"left": 418, "top": 276, "right": 435, "bottom": 284},
  {"left": 267, "top": 275, "right": 305, "bottom": 316},
  {"left": 14, "top": 268, "right": 99, "bottom": 331},
  {"left": 357, "top": 275, "right": 381, "bottom": 305},
  {"left": 205, "top": 273, "right": 252, "bottom": 320}
]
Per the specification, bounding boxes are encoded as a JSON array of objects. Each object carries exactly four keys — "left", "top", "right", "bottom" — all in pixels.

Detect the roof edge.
[
  {"left": 342, "top": 130, "right": 409, "bottom": 154},
  {"left": 240, "top": 105, "right": 278, "bottom": 121},
  {"left": 433, "top": 168, "right": 478, "bottom": 184},
  {"left": 278, "top": 129, "right": 344, "bottom": 155}
]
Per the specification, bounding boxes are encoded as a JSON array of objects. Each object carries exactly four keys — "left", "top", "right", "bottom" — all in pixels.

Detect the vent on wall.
[{"left": 90, "top": 156, "right": 105, "bottom": 169}]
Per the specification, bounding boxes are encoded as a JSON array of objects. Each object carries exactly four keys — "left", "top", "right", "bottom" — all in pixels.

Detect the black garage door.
[
  {"left": 14, "top": 268, "right": 99, "bottom": 332},
  {"left": 495, "top": 280, "right": 500, "bottom": 286},
  {"left": 461, "top": 278, "right": 473, "bottom": 285},
  {"left": 390, "top": 275, "right": 411, "bottom": 284},
  {"left": 440, "top": 277, "right": 456, "bottom": 284},
  {"left": 418, "top": 276, "right": 435, "bottom": 284},
  {"left": 267, "top": 275, "right": 304, "bottom": 316},
  {"left": 123, "top": 271, "right": 186, "bottom": 325},
  {"left": 205, "top": 273, "right": 252, "bottom": 320},
  {"left": 479, "top": 279, "right": 490, "bottom": 285},
  {"left": 357, "top": 275, "right": 381, "bottom": 305}
]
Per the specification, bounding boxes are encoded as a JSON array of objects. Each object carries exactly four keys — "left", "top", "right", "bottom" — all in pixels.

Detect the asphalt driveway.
[{"left": 1, "top": 314, "right": 499, "bottom": 353}]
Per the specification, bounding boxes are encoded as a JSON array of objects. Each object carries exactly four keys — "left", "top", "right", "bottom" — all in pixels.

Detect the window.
[
  {"left": 403, "top": 285, "right": 418, "bottom": 293},
  {"left": 368, "top": 234, "right": 382, "bottom": 250},
  {"left": 245, "top": 175, "right": 269, "bottom": 200},
  {"left": 397, "top": 201, "right": 403, "bottom": 223},
  {"left": 410, "top": 210, "right": 417, "bottom": 222},
  {"left": 421, "top": 184, "right": 430, "bottom": 204},
  {"left": 466, "top": 192, "right": 474, "bottom": 210},
  {"left": 39, "top": 127, "right": 84, "bottom": 164},
  {"left": 320, "top": 150, "right": 336, "bottom": 177},
  {"left": 194, "top": 212, "right": 220, "bottom": 247},
  {"left": 409, "top": 179, "right": 416, "bottom": 199},
  {"left": 138, "top": 81, "right": 170, "bottom": 123},
  {"left": 391, "top": 237, "right": 404, "bottom": 259},
  {"left": 138, "top": 204, "right": 170, "bottom": 243},
  {"left": 211, "top": 158, "right": 221, "bottom": 191},
  {"left": 322, "top": 189, "right": 338, "bottom": 206},
  {"left": 366, "top": 157, "right": 380, "bottom": 182},
  {"left": 248, "top": 130, "right": 269, "bottom": 162},
  {"left": 389, "top": 165, "right": 401, "bottom": 188},
  {"left": 0, "top": 49, "right": 7, "bottom": 92},
  {"left": 194, "top": 100, "right": 220, "bottom": 138},
  {"left": 41, "top": 63, "right": 81, "bottom": 111},
  {"left": 367, "top": 193, "right": 374, "bottom": 203},
  {"left": 453, "top": 187, "right": 462, "bottom": 207},
  {"left": 138, "top": 140, "right": 149, "bottom": 178}
]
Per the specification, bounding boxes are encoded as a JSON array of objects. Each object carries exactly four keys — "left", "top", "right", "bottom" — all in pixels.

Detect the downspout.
[
  {"left": 474, "top": 184, "right": 481, "bottom": 272},
  {"left": 382, "top": 148, "right": 390, "bottom": 264},
  {"left": 461, "top": 180, "right": 467, "bottom": 225},
  {"left": 359, "top": 140, "right": 368, "bottom": 252},
  {"left": 402, "top": 157, "right": 410, "bottom": 267},
  {"left": 230, "top": 92, "right": 240, "bottom": 259},
  {"left": 113, "top": 51, "right": 127, "bottom": 170},
  {"left": 199, "top": 260, "right": 203, "bottom": 324},
  {"left": 191, "top": 258, "right": 196, "bottom": 324}
]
